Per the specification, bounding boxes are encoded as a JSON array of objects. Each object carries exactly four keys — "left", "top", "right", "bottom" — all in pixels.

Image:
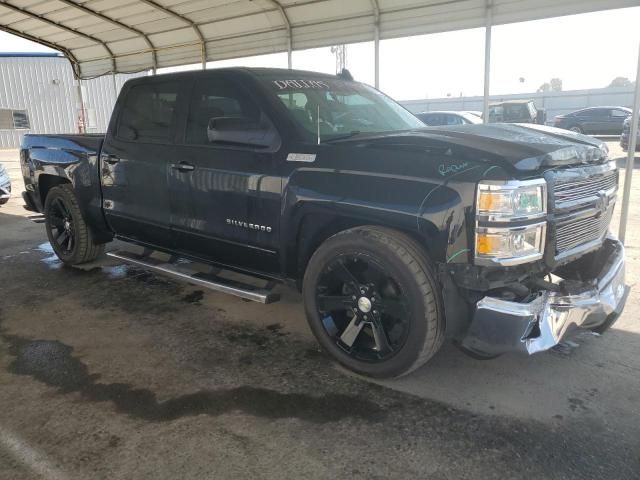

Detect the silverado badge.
[{"left": 226, "top": 219, "right": 272, "bottom": 233}]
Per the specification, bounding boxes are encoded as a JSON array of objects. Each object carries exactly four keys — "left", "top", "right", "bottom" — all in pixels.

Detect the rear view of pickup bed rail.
[{"left": 21, "top": 67, "right": 628, "bottom": 378}]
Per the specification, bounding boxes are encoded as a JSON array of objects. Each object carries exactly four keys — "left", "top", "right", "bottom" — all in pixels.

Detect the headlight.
[
  {"left": 475, "top": 179, "right": 547, "bottom": 266},
  {"left": 476, "top": 223, "right": 546, "bottom": 266},
  {"left": 477, "top": 180, "right": 546, "bottom": 221}
]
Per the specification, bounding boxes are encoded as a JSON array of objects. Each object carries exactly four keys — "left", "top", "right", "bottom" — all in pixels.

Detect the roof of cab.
[{"left": 124, "top": 67, "right": 345, "bottom": 87}]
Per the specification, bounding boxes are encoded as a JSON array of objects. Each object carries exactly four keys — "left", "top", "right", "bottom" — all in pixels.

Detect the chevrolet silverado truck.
[{"left": 20, "top": 68, "right": 628, "bottom": 378}]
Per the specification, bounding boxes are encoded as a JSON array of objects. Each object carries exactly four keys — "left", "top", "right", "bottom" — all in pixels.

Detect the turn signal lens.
[
  {"left": 475, "top": 224, "right": 546, "bottom": 266},
  {"left": 476, "top": 234, "right": 501, "bottom": 255}
]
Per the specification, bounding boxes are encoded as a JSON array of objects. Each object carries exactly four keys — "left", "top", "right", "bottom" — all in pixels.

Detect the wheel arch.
[
  {"left": 287, "top": 209, "right": 440, "bottom": 289},
  {"left": 38, "top": 174, "right": 71, "bottom": 206}
]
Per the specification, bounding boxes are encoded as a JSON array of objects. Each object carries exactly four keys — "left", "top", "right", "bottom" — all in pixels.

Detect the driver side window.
[{"left": 186, "top": 79, "right": 262, "bottom": 146}]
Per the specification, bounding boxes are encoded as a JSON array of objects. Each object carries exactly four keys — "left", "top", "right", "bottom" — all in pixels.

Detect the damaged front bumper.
[{"left": 462, "top": 237, "right": 628, "bottom": 356}]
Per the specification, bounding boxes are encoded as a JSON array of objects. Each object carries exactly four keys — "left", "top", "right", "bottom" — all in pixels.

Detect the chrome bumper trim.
[{"left": 462, "top": 237, "right": 627, "bottom": 355}]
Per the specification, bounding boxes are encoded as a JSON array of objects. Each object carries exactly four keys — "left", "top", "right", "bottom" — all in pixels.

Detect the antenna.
[{"left": 317, "top": 104, "right": 321, "bottom": 145}]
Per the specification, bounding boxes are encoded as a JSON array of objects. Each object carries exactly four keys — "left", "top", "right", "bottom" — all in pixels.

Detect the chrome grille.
[
  {"left": 556, "top": 208, "right": 614, "bottom": 253},
  {"left": 554, "top": 169, "right": 617, "bottom": 205},
  {"left": 551, "top": 162, "right": 618, "bottom": 259}
]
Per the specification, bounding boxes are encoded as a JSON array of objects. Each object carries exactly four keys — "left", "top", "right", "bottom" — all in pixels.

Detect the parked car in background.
[
  {"left": 488, "top": 100, "right": 545, "bottom": 125},
  {"left": 553, "top": 107, "right": 631, "bottom": 135},
  {"left": 416, "top": 111, "right": 482, "bottom": 126},
  {"left": 621, "top": 115, "right": 640, "bottom": 151},
  {"left": 0, "top": 163, "right": 11, "bottom": 205}
]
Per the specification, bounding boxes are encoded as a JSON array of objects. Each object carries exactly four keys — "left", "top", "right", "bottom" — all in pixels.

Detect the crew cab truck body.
[{"left": 21, "top": 68, "right": 628, "bottom": 378}]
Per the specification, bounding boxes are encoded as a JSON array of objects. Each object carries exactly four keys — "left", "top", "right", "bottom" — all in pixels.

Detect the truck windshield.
[{"left": 265, "top": 76, "right": 424, "bottom": 140}]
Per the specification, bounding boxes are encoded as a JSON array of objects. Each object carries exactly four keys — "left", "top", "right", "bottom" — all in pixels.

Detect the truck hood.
[{"left": 342, "top": 123, "right": 609, "bottom": 172}]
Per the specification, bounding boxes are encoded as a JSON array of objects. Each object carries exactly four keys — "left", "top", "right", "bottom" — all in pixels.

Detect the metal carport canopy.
[{"left": 0, "top": 0, "right": 637, "bottom": 79}]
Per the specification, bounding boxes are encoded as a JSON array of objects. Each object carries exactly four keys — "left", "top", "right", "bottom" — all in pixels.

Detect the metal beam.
[
  {"left": 618, "top": 41, "right": 640, "bottom": 243},
  {"left": 482, "top": 0, "right": 493, "bottom": 124},
  {"left": 137, "top": 0, "right": 207, "bottom": 70},
  {"left": 0, "top": 23, "right": 81, "bottom": 78},
  {"left": 55, "top": 0, "right": 157, "bottom": 73},
  {"left": 264, "top": 0, "right": 293, "bottom": 68},
  {"left": 371, "top": 0, "right": 380, "bottom": 88},
  {"left": 0, "top": 0, "right": 117, "bottom": 73}
]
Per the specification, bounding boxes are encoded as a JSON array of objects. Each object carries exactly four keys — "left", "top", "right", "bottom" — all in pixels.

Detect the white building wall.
[{"left": 0, "top": 55, "right": 143, "bottom": 149}]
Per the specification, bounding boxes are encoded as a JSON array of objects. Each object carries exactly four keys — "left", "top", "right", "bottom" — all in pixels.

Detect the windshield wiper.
[{"left": 322, "top": 131, "right": 363, "bottom": 143}]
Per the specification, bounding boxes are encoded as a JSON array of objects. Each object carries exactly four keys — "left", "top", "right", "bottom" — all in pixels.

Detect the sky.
[{"left": 1, "top": 6, "right": 639, "bottom": 101}]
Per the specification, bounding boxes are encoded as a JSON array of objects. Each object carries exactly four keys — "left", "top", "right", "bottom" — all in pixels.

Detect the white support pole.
[
  {"left": 482, "top": 0, "right": 493, "bottom": 124},
  {"left": 287, "top": 37, "right": 293, "bottom": 69},
  {"left": 618, "top": 41, "right": 640, "bottom": 243},
  {"left": 374, "top": 23, "right": 380, "bottom": 88},
  {"left": 112, "top": 73, "right": 118, "bottom": 102},
  {"left": 75, "top": 79, "right": 86, "bottom": 134}
]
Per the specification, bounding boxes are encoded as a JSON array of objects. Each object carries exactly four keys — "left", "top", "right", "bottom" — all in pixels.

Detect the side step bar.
[{"left": 106, "top": 250, "right": 280, "bottom": 304}]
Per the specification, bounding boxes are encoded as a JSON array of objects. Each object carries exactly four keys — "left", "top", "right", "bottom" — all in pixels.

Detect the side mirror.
[
  {"left": 207, "top": 116, "right": 278, "bottom": 148},
  {"left": 118, "top": 124, "right": 138, "bottom": 141}
]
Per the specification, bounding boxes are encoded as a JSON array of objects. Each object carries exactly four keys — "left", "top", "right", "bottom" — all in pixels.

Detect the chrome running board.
[{"left": 106, "top": 250, "right": 280, "bottom": 304}]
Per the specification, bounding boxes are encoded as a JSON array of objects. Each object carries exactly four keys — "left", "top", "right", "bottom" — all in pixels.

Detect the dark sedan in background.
[
  {"left": 416, "top": 110, "right": 482, "bottom": 126},
  {"left": 554, "top": 106, "right": 631, "bottom": 135},
  {"left": 0, "top": 163, "right": 11, "bottom": 206}
]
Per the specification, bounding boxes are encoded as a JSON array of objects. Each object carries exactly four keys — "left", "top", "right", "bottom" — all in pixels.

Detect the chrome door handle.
[
  {"left": 103, "top": 154, "right": 120, "bottom": 164},
  {"left": 171, "top": 162, "right": 195, "bottom": 172}
]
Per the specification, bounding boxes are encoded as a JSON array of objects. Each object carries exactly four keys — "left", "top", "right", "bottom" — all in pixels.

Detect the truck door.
[
  {"left": 100, "top": 79, "right": 187, "bottom": 249},
  {"left": 168, "top": 74, "right": 283, "bottom": 274}
]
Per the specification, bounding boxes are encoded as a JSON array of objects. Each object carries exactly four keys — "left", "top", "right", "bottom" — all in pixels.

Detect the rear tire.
[
  {"left": 44, "top": 184, "right": 104, "bottom": 265},
  {"left": 303, "top": 226, "right": 444, "bottom": 378}
]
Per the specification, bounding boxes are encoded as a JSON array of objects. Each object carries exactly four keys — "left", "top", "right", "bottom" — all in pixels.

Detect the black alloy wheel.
[
  {"left": 47, "top": 196, "right": 75, "bottom": 255},
  {"left": 303, "top": 226, "right": 444, "bottom": 378},
  {"left": 315, "top": 254, "right": 409, "bottom": 362},
  {"left": 44, "top": 184, "right": 104, "bottom": 265}
]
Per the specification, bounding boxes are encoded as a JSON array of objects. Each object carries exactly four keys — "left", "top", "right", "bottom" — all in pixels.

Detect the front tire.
[
  {"left": 44, "top": 184, "right": 104, "bottom": 265},
  {"left": 303, "top": 226, "right": 444, "bottom": 378},
  {"left": 569, "top": 125, "right": 583, "bottom": 134}
]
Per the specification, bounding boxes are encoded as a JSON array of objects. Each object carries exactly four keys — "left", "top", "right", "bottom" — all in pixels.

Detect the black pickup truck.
[{"left": 21, "top": 68, "right": 628, "bottom": 378}]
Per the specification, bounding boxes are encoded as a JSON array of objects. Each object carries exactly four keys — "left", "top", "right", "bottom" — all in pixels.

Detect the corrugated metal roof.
[{"left": 0, "top": 0, "right": 637, "bottom": 79}]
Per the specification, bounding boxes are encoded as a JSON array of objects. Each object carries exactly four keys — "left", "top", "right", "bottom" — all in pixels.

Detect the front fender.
[{"left": 281, "top": 166, "right": 457, "bottom": 276}]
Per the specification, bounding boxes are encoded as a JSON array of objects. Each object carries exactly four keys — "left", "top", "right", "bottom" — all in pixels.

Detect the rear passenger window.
[
  {"left": 118, "top": 82, "right": 181, "bottom": 142},
  {"left": 186, "top": 79, "right": 262, "bottom": 145},
  {"left": 611, "top": 109, "right": 629, "bottom": 118}
]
